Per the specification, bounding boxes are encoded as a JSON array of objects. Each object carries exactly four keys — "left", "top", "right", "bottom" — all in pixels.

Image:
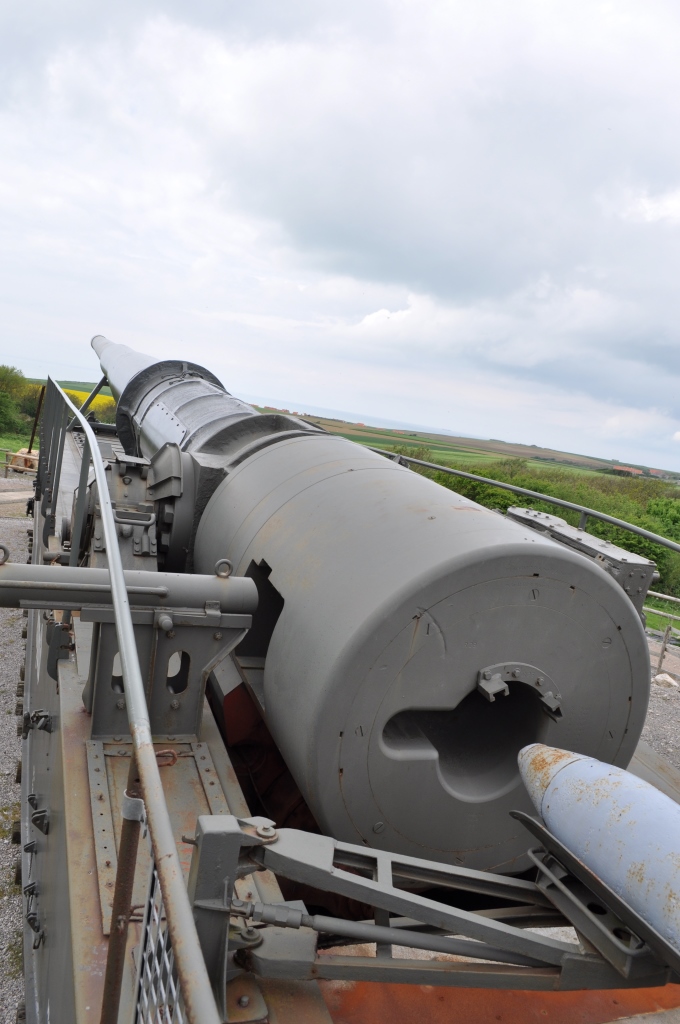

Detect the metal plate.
[
  {"left": 143, "top": 402, "right": 187, "bottom": 448},
  {"left": 86, "top": 740, "right": 118, "bottom": 935},
  {"left": 86, "top": 739, "right": 248, "bottom": 933},
  {"left": 191, "top": 741, "right": 230, "bottom": 814}
]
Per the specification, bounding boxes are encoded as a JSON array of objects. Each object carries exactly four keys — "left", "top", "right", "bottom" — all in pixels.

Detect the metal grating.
[{"left": 136, "top": 865, "right": 186, "bottom": 1024}]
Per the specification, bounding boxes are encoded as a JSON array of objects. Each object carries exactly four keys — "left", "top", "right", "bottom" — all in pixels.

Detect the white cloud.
[
  {"left": 0, "top": 3, "right": 680, "bottom": 466},
  {"left": 617, "top": 188, "right": 680, "bottom": 224}
]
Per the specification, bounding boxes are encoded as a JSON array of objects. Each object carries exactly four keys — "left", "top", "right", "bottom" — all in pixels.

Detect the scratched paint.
[{"left": 519, "top": 743, "right": 680, "bottom": 951}]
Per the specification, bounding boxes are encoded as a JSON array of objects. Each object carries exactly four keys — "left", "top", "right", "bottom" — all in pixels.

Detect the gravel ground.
[
  {"left": 643, "top": 637, "right": 680, "bottom": 771},
  {"left": 0, "top": 514, "right": 29, "bottom": 1024},
  {"left": 0, "top": 474, "right": 34, "bottom": 521},
  {"left": 0, "top": 505, "right": 678, "bottom": 1024}
]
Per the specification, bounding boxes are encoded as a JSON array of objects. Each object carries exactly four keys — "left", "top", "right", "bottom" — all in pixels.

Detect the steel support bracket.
[
  {"left": 477, "top": 662, "right": 563, "bottom": 718},
  {"left": 22, "top": 710, "right": 52, "bottom": 740},
  {"left": 513, "top": 810, "right": 680, "bottom": 980},
  {"left": 46, "top": 621, "right": 73, "bottom": 681},
  {"left": 121, "top": 793, "right": 146, "bottom": 837},
  {"left": 187, "top": 815, "right": 279, "bottom": 1019},
  {"left": 31, "top": 807, "right": 49, "bottom": 835}
]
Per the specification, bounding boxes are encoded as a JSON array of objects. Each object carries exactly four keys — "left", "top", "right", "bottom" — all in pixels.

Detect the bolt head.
[
  {"left": 372, "top": 821, "right": 385, "bottom": 834},
  {"left": 483, "top": 670, "right": 491, "bottom": 680},
  {"left": 170, "top": 699, "right": 180, "bottom": 711},
  {"left": 116, "top": 699, "right": 126, "bottom": 711},
  {"left": 256, "top": 824, "right": 276, "bottom": 838},
  {"left": 213, "top": 631, "right": 223, "bottom": 640},
  {"left": 237, "top": 996, "right": 250, "bottom": 1008},
  {"left": 166, "top": 629, "right": 175, "bottom": 639}
]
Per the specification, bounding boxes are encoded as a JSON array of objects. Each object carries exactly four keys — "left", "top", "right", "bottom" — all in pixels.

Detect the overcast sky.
[{"left": 2, "top": 2, "right": 680, "bottom": 466}]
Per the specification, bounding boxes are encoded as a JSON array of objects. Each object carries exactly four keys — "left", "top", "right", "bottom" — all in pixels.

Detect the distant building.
[{"left": 612, "top": 465, "right": 643, "bottom": 476}]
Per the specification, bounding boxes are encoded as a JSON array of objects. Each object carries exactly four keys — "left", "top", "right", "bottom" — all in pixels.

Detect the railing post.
[
  {"left": 69, "top": 436, "right": 91, "bottom": 568},
  {"left": 28, "top": 383, "right": 45, "bottom": 454},
  {"left": 579, "top": 510, "right": 588, "bottom": 531},
  {"left": 42, "top": 400, "right": 68, "bottom": 547},
  {"left": 657, "top": 623, "right": 673, "bottom": 675},
  {"left": 67, "top": 375, "right": 107, "bottom": 431}
]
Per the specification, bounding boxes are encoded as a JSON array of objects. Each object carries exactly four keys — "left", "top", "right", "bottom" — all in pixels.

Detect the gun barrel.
[
  {"left": 91, "top": 335, "right": 158, "bottom": 403},
  {"left": 91, "top": 334, "right": 263, "bottom": 459},
  {"left": 85, "top": 335, "right": 651, "bottom": 876}
]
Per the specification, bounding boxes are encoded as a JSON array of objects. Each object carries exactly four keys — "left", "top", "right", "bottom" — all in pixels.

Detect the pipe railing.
[{"left": 37, "top": 378, "right": 220, "bottom": 1024}]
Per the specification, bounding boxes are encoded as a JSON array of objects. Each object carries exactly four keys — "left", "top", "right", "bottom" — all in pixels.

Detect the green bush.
[
  {"left": 19, "top": 383, "right": 44, "bottom": 418},
  {"left": 0, "top": 365, "right": 27, "bottom": 402},
  {"left": 0, "top": 365, "right": 39, "bottom": 448},
  {"left": 0, "top": 391, "right": 22, "bottom": 433}
]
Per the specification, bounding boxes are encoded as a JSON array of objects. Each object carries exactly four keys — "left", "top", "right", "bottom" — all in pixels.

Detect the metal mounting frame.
[{"left": 186, "top": 815, "right": 676, "bottom": 996}]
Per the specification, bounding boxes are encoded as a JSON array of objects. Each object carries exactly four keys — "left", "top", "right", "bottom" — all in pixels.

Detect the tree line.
[{"left": 0, "top": 365, "right": 116, "bottom": 438}]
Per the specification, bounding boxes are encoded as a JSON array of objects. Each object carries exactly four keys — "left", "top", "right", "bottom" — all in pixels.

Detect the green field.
[
  {"left": 642, "top": 594, "right": 680, "bottom": 637},
  {"left": 261, "top": 407, "right": 676, "bottom": 480},
  {"left": 28, "top": 378, "right": 113, "bottom": 397},
  {"left": 0, "top": 431, "right": 36, "bottom": 454}
]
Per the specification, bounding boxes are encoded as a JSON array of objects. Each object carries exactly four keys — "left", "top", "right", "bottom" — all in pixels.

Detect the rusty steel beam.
[{"left": 100, "top": 756, "right": 143, "bottom": 1024}]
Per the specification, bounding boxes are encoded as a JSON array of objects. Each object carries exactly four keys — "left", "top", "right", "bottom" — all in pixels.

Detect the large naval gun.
[{"left": 10, "top": 336, "right": 680, "bottom": 1024}]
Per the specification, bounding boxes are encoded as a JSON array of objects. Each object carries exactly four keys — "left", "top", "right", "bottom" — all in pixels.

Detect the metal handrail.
[
  {"left": 648, "top": 589, "right": 680, "bottom": 605},
  {"left": 40, "top": 379, "right": 220, "bottom": 1024},
  {"left": 371, "top": 447, "right": 680, "bottom": 557},
  {"left": 644, "top": 605, "right": 680, "bottom": 625}
]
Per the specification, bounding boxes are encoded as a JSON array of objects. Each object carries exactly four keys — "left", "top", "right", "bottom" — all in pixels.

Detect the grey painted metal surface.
[
  {"left": 92, "top": 333, "right": 321, "bottom": 462},
  {"left": 519, "top": 743, "right": 680, "bottom": 952},
  {"left": 0, "top": 562, "right": 257, "bottom": 610},
  {"left": 16, "top": 336, "right": 680, "bottom": 1021},
  {"left": 184, "top": 812, "right": 679, "bottom": 992},
  {"left": 36, "top": 378, "right": 222, "bottom": 1024},
  {"left": 506, "top": 507, "right": 657, "bottom": 616},
  {"left": 21, "top": 601, "right": 78, "bottom": 1024},
  {"left": 193, "top": 433, "right": 650, "bottom": 873},
  {"left": 92, "top": 335, "right": 652, "bottom": 875}
]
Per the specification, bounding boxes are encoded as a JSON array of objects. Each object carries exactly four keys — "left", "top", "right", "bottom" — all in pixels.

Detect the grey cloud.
[{"left": 1, "top": 2, "right": 680, "bottom": 466}]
